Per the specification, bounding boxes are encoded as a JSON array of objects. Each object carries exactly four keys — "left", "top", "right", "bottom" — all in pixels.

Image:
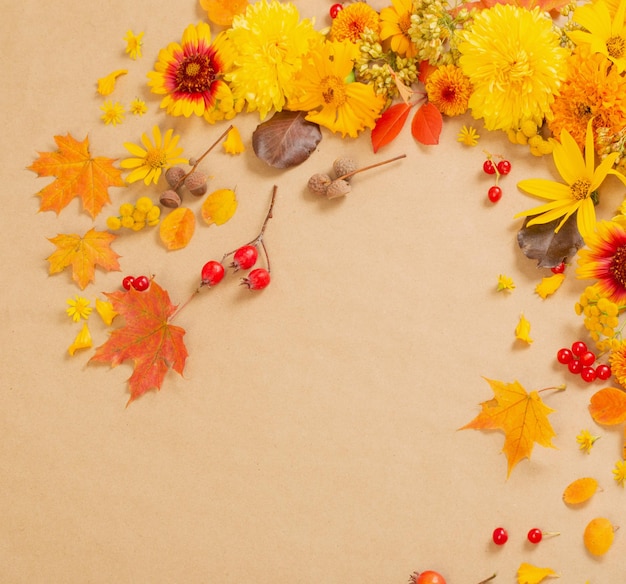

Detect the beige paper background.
[{"left": 2, "top": 0, "right": 625, "bottom": 582}]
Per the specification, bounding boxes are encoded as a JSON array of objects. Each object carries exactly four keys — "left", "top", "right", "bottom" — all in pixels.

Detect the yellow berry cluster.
[
  {"left": 106, "top": 196, "right": 161, "bottom": 231},
  {"left": 575, "top": 286, "right": 622, "bottom": 352},
  {"left": 507, "top": 120, "right": 553, "bottom": 157}
]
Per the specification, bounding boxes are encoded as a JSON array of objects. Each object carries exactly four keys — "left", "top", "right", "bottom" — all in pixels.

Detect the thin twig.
[{"left": 336, "top": 154, "right": 407, "bottom": 181}]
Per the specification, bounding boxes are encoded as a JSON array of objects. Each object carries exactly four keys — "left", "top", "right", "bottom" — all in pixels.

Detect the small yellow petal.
[
  {"left": 97, "top": 69, "right": 128, "bottom": 96},
  {"left": 516, "top": 562, "right": 557, "bottom": 584},
  {"left": 68, "top": 323, "right": 92, "bottom": 356},
  {"left": 95, "top": 299, "right": 118, "bottom": 326},
  {"left": 222, "top": 126, "right": 245, "bottom": 154},
  {"left": 535, "top": 273, "right": 566, "bottom": 299},
  {"left": 515, "top": 313, "right": 533, "bottom": 344}
]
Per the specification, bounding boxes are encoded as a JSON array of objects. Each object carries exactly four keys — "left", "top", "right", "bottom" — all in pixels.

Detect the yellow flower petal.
[
  {"left": 95, "top": 298, "right": 117, "bottom": 326},
  {"left": 222, "top": 126, "right": 245, "bottom": 154},
  {"left": 515, "top": 313, "right": 533, "bottom": 344},
  {"left": 516, "top": 562, "right": 557, "bottom": 584},
  {"left": 68, "top": 323, "right": 92, "bottom": 356},
  {"left": 97, "top": 69, "right": 128, "bottom": 96},
  {"left": 535, "top": 273, "right": 566, "bottom": 299}
]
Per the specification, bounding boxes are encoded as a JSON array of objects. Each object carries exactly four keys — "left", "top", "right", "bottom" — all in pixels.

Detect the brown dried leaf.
[
  {"left": 252, "top": 110, "right": 322, "bottom": 169},
  {"left": 517, "top": 213, "right": 583, "bottom": 268}
]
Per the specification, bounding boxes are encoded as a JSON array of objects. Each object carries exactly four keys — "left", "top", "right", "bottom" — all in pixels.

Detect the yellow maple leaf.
[
  {"left": 201, "top": 188, "right": 238, "bottom": 226},
  {"left": 159, "top": 207, "right": 196, "bottom": 250},
  {"left": 461, "top": 378, "right": 561, "bottom": 477},
  {"left": 535, "top": 273, "right": 565, "bottom": 299},
  {"left": 28, "top": 133, "right": 125, "bottom": 218},
  {"left": 47, "top": 228, "right": 121, "bottom": 290},
  {"left": 516, "top": 562, "right": 557, "bottom": 584}
]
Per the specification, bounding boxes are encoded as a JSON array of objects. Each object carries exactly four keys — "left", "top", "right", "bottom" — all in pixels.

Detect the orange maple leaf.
[
  {"left": 47, "top": 228, "right": 121, "bottom": 290},
  {"left": 461, "top": 378, "right": 561, "bottom": 477},
  {"left": 28, "top": 133, "right": 124, "bottom": 218},
  {"left": 90, "top": 281, "right": 188, "bottom": 404}
]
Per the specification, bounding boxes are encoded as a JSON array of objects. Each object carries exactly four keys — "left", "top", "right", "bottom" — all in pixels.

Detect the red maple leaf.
[{"left": 90, "top": 281, "right": 188, "bottom": 404}]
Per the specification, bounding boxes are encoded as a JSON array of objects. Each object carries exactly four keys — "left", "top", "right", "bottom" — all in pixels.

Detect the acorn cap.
[
  {"left": 333, "top": 157, "right": 358, "bottom": 181},
  {"left": 159, "top": 189, "right": 182, "bottom": 208},
  {"left": 307, "top": 173, "right": 332, "bottom": 196}
]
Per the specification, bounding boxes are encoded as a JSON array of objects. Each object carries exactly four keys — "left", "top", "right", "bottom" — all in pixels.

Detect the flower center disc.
[
  {"left": 321, "top": 76, "right": 347, "bottom": 106},
  {"left": 570, "top": 177, "right": 592, "bottom": 200},
  {"left": 607, "top": 36, "right": 625, "bottom": 60},
  {"left": 176, "top": 55, "right": 215, "bottom": 94},
  {"left": 146, "top": 149, "right": 167, "bottom": 169},
  {"left": 610, "top": 245, "right": 626, "bottom": 287}
]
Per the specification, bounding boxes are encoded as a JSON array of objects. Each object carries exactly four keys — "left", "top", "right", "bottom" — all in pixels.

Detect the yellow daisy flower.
[
  {"left": 129, "top": 97, "right": 147, "bottom": 116},
  {"left": 613, "top": 459, "right": 626, "bottom": 486},
  {"left": 515, "top": 119, "right": 626, "bottom": 239},
  {"left": 380, "top": 0, "right": 417, "bottom": 57},
  {"left": 223, "top": 0, "right": 322, "bottom": 119},
  {"left": 289, "top": 40, "right": 386, "bottom": 138},
  {"left": 330, "top": 2, "right": 380, "bottom": 43},
  {"left": 120, "top": 126, "right": 188, "bottom": 185},
  {"left": 576, "top": 429, "right": 600, "bottom": 453},
  {"left": 457, "top": 125, "right": 479, "bottom": 146},
  {"left": 124, "top": 30, "right": 144, "bottom": 60},
  {"left": 458, "top": 5, "right": 568, "bottom": 131},
  {"left": 568, "top": 0, "right": 626, "bottom": 73},
  {"left": 425, "top": 65, "right": 472, "bottom": 117},
  {"left": 148, "top": 22, "right": 233, "bottom": 119},
  {"left": 66, "top": 296, "right": 92, "bottom": 322},
  {"left": 97, "top": 69, "right": 128, "bottom": 96},
  {"left": 496, "top": 274, "right": 515, "bottom": 292},
  {"left": 100, "top": 100, "right": 124, "bottom": 125}
]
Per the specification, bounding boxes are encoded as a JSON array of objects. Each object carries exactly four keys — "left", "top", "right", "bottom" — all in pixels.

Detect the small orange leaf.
[
  {"left": 201, "top": 188, "right": 238, "bottom": 226},
  {"left": 589, "top": 387, "right": 626, "bottom": 425},
  {"left": 418, "top": 60, "right": 437, "bottom": 85},
  {"left": 584, "top": 517, "right": 615, "bottom": 556},
  {"left": 159, "top": 207, "right": 195, "bottom": 250},
  {"left": 411, "top": 102, "right": 443, "bottom": 145},
  {"left": 47, "top": 228, "right": 121, "bottom": 290},
  {"left": 28, "top": 133, "right": 124, "bottom": 218},
  {"left": 371, "top": 102, "right": 412, "bottom": 153},
  {"left": 562, "top": 477, "right": 599, "bottom": 505}
]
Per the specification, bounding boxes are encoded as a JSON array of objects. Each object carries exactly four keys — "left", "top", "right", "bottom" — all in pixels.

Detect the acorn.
[
  {"left": 333, "top": 157, "right": 358, "bottom": 181},
  {"left": 165, "top": 166, "right": 186, "bottom": 188},
  {"left": 307, "top": 173, "right": 332, "bottom": 196},
  {"left": 326, "top": 179, "right": 351, "bottom": 199},
  {"left": 185, "top": 171, "right": 208, "bottom": 196},
  {"left": 159, "top": 189, "right": 182, "bottom": 208}
]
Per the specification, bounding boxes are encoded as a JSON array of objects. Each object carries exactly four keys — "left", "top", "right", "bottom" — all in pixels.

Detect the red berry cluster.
[
  {"left": 122, "top": 275, "right": 151, "bottom": 292},
  {"left": 482, "top": 155, "right": 511, "bottom": 203},
  {"left": 199, "top": 186, "right": 276, "bottom": 292},
  {"left": 556, "top": 341, "right": 611, "bottom": 383}
]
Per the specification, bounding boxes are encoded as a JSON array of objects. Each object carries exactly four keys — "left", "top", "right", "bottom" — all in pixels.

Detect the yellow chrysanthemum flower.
[
  {"left": 97, "top": 69, "right": 128, "bottom": 96},
  {"left": 289, "top": 40, "right": 386, "bottom": 138},
  {"left": 457, "top": 125, "right": 479, "bottom": 146},
  {"left": 515, "top": 120, "right": 626, "bottom": 239},
  {"left": 124, "top": 30, "right": 144, "bottom": 60},
  {"left": 120, "top": 126, "right": 188, "bottom": 185},
  {"left": 68, "top": 323, "right": 92, "bottom": 356},
  {"left": 613, "top": 459, "right": 626, "bottom": 486},
  {"left": 100, "top": 100, "right": 124, "bottom": 125},
  {"left": 379, "top": 0, "right": 417, "bottom": 57},
  {"left": 66, "top": 296, "right": 92, "bottom": 322},
  {"left": 568, "top": 0, "right": 626, "bottom": 73},
  {"left": 223, "top": 0, "right": 323, "bottom": 119},
  {"left": 458, "top": 5, "right": 568, "bottom": 131},
  {"left": 425, "top": 64, "right": 472, "bottom": 117},
  {"left": 331, "top": 2, "right": 380, "bottom": 43},
  {"left": 148, "top": 22, "right": 233, "bottom": 120}
]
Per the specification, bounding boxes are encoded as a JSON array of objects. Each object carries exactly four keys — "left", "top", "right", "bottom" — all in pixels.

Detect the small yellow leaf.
[
  {"left": 562, "top": 477, "right": 599, "bottom": 505},
  {"left": 201, "top": 188, "right": 238, "bottom": 226},
  {"left": 583, "top": 517, "right": 615, "bottom": 556},
  {"left": 516, "top": 562, "right": 557, "bottom": 584},
  {"left": 515, "top": 313, "right": 533, "bottom": 344},
  {"left": 159, "top": 207, "right": 195, "bottom": 250},
  {"left": 535, "top": 273, "right": 565, "bottom": 299}
]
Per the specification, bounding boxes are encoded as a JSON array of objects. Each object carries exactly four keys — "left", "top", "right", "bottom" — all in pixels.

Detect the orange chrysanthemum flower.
[
  {"left": 330, "top": 2, "right": 380, "bottom": 43},
  {"left": 577, "top": 220, "right": 626, "bottom": 304},
  {"left": 425, "top": 65, "right": 473, "bottom": 116},
  {"left": 609, "top": 340, "right": 626, "bottom": 388},
  {"left": 147, "top": 22, "right": 234, "bottom": 120},
  {"left": 549, "top": 46, "right": 626, "bottom": 149}
]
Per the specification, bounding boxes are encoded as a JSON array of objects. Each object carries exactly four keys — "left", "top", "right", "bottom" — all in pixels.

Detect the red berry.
[
  {"left": 557, "top": 348, "right": 573, "bottom": 364},
  {"left": 596, "top": 364, "right": 612, "bottom": 380},
  {"left": 330, "top": 3, "right": 343, "bottom": 18},
  {"left": 581, "top": 366, "right": 597, "bottom": 383},
  {"left": 497, "top": 159, "right": 511, "bottom": 175},
  {"left": 551, "top": 262, "right": 566, "bottom": 274},
  {"left": 571, "top": 341, "right": 587, "bottom": 356},
  {"left": 132, "top": 275, "right": 150, "bottom": 291},
  {"left": 413, "top": 571, "right": 447, "bottom": 584},
  {"left": 241, "top": 268, "right": 270, "bottom": 290},
  {"left": 580, "top": 351, "right": 596, "bottom": 367},
  {"left": 527, "top": 528, "right": 543, "bottom": 544},
  {"left": 232, "top": 245, "right": 258, "bottom": 271},
  {"left": 488, "top": 185, "right": 502, "bottom": 203},
  {"left": 492, "top": 527, "right": 508, "bottom": 545},
  {"left": 568, "top": 359, "right": 583, "bottom": 374},
  {"left": 122, "top": 276, "right": 135, "bottom": 290},
  {"left": 483, "top": 159, "right": 496, "bottom": 175},
  {"left": 201, "top": 260, "right": 225, "bottom": 287}
]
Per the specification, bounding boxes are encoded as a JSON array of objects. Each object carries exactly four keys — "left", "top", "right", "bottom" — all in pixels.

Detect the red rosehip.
[
  {"left": 231, "top": 245, "right": 258, "bottom": 271},
  {"left": 241, "top": 268, "right": 270, "bottom": 290},
  {"left": 201, "top": 260, "right": 225, "bottom": 287}
]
